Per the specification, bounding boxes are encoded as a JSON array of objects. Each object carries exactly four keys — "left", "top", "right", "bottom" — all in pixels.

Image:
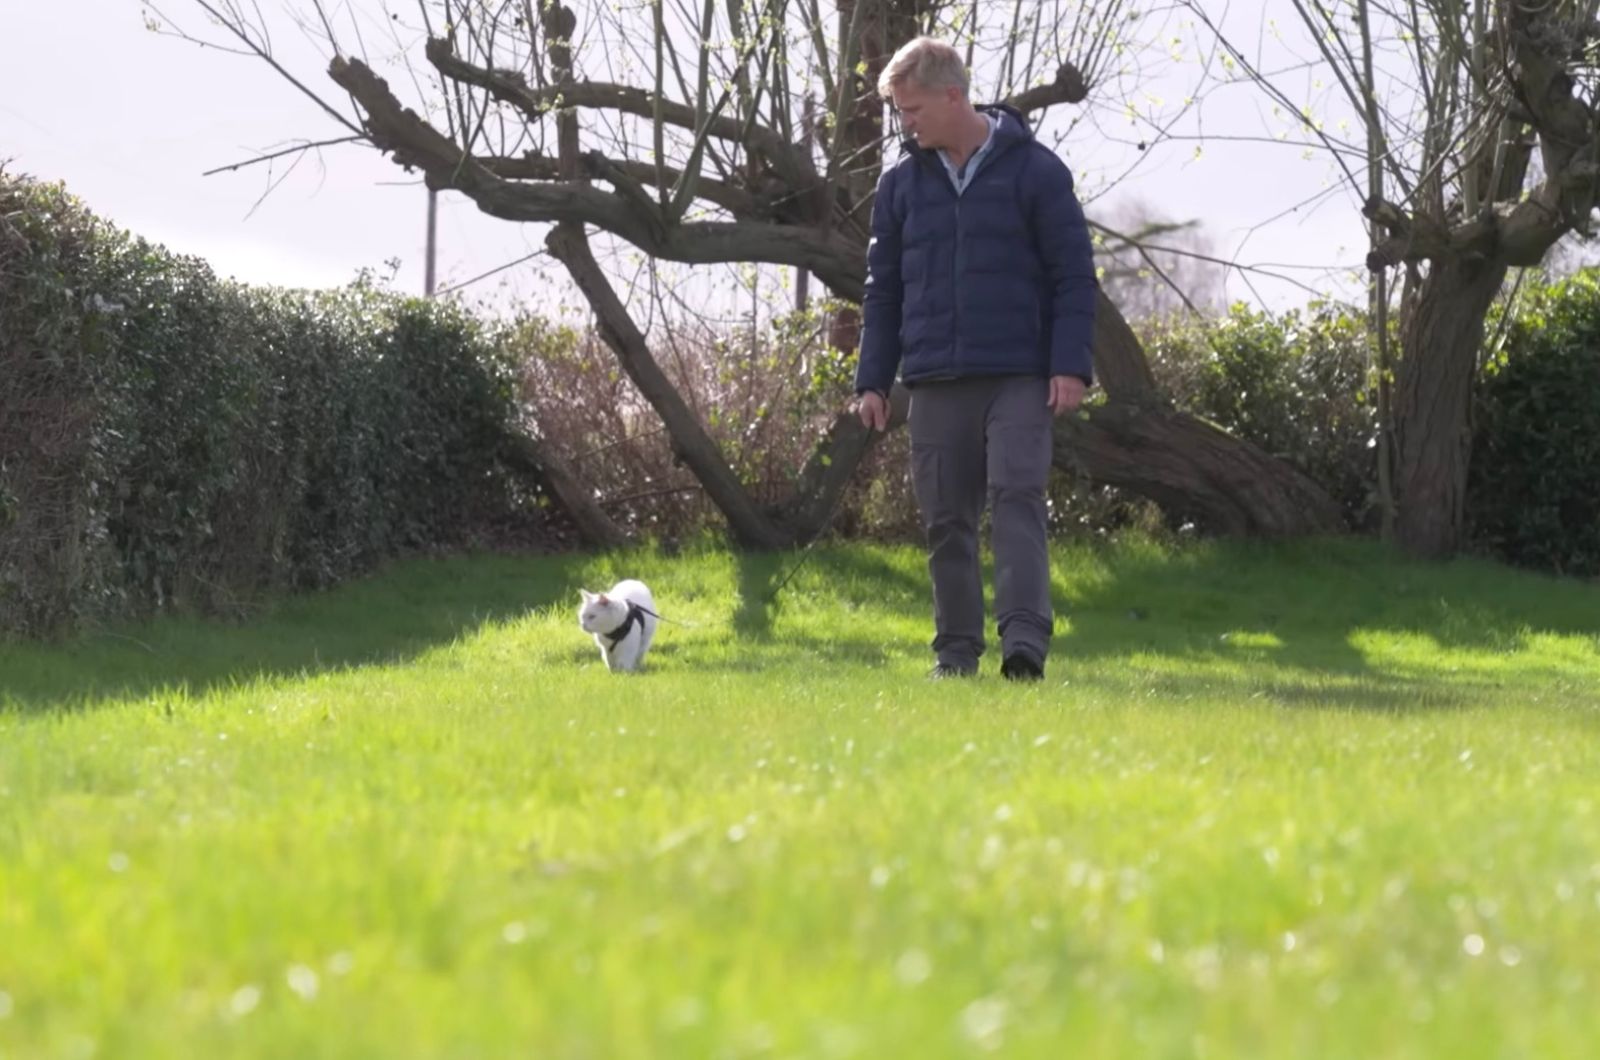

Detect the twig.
[
  {"left": 202, "top": 135, "right": 366, "bottom": 176},
  {"left": 433, "top": 247, "right": 548, "bottom": 295}
]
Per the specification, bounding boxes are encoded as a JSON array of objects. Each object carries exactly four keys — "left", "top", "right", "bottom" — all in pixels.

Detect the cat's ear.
[
  {"left": 597, "top": 593, "right": 610, "bottom": 604},
  {"left": 579, "top": 588, "right": 595, "bottom": 603}
]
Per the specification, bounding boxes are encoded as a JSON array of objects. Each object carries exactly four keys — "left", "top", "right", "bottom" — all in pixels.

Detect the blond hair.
[{"left": 877, "top": 37, "right": 970, "bottom": 98}]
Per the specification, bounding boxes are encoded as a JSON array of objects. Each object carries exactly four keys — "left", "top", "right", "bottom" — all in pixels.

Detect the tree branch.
[
  {"left": 329, "top": 54, "right": 866, "bottom": 297},
  {"left": 421, "top": 36, "right": 819, "bottom": 192},
  {"left": 184, "top": 0, "right": 365, "bottom": 137},
  {"left": 499, "top": 430, "right": 630, "bottom": 548},
  {"left": 1362, "top": 195, "right": 1412, "bottom": 236},
  {"left": 480, "top": 151, "right": 764, "bottom": 218},
  {"left": 1003, "top": 60, "right": 1090, "bottom": 113},
  {"left": 201, "top": 135, "right": 367, "bottom": 177}
]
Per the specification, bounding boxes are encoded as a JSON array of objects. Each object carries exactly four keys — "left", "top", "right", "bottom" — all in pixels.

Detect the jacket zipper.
[
  {"left": 912, "top": 150, "right": 960, "bottom": 372},
  {"left": 908, "top": 131, "right": 1025, "bottom": 374},
  {"left": 953, "top": 193, "right": 962, "bottom": 368}
]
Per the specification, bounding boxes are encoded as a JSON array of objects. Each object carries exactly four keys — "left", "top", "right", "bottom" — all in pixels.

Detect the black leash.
[
  {"left": 597, "top": 601, "right": 695, "bottom": 648},
  {"left": 597, "top": 420, "right": 880, "bottom": 631}
]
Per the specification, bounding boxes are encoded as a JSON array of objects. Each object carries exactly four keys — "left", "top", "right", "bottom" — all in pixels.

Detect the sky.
[
  {"left": 4, "top": 0, "right": 542, "bottom": 301},
  {"left": 2, "top": 0, "right": 1374, "bottom": 318}
]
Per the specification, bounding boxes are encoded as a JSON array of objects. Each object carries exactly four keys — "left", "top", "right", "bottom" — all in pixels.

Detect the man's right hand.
[{"left": 855, "top": 390, "right": 889, "bottom": 433}]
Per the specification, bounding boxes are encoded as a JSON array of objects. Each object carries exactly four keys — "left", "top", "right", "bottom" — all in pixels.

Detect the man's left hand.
[{"left": 1048, "top": 375, "right": 1087, "bottom": 416}]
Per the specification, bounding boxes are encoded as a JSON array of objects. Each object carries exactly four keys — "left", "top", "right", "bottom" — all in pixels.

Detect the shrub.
[
  {"left": 1469, "top": 270, "right": 1600, "bottom": 576},
  {"left": 0, "top": 169, "right": 534, "bottom": 635},
  {"left": 1141, "top": 302, "right": 1378, "bottom": 529}
]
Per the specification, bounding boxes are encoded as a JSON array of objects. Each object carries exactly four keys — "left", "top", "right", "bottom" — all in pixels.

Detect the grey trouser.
[{"left": 908, "top": 375, "right": 1053, "bottom": 669}]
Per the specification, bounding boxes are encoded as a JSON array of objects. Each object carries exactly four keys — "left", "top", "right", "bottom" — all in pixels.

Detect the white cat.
[{"left": 577, "top": 579, "right": 659, "bottom": 672}]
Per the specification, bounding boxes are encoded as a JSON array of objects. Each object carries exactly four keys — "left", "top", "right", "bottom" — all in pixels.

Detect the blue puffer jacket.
[{"left": 854, "top": 105, "right": 1097, "bottom": 394}]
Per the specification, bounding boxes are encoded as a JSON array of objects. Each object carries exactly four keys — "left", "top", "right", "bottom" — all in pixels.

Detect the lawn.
[{"left": 2, "top": 537, "right": 1598, "bottom": 1058}]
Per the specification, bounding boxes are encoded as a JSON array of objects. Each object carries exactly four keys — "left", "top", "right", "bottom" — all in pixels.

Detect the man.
[{"left": 854, "top": 36, "right": 1097, "bottom": 682}]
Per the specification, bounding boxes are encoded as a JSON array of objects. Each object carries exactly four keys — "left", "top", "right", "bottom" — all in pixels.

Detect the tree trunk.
[
  {"left": 781, "top": 385, "right": 909, "bottom": 536},
  {"left": 546, "top": 221, "right": 793, "bottom": 550},
  {"left": 1050, "top": 290, "right": 1346, "bottom": 535},
  {"left": 823, "top": 0, "right": 918, "bottom": 374},
  {"left": 498, "top": 430, "right": 629, "bottom": 549},
  {"left": 1392, "top": 256, "right": 1508, "bottom": 558},
  {"left": 1055, "top": 403, "right": 1346, "bottom": 535}
]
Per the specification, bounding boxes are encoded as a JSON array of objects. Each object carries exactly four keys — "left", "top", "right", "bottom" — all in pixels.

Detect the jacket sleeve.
[
  {"left": 1027, "top": 149, "right": 1097, "bottom": 385},
  {"left": 854, "top": 166, "right": 904, "bottom": 395}
]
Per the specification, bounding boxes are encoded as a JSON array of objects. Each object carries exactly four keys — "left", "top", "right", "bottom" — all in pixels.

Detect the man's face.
[{"left": 890, "top": 80, "right": 962, "bottom": 150}]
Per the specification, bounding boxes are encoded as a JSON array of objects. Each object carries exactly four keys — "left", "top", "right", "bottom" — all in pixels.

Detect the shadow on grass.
[
  {"left": 732, "top": 545, "right": 928, "bottom": 642},
  {"left": 0, "top": 552, "right": 577, "bottom": 714},
  {"left": 1054, "top": 536, "right": 1600, "bottom": 704},
  {"left": 563, "top": 629, "right": 893, "bottom": 672},
  {"left": 733, "top": 551, "right": 784, "bottom": 640},
  {"left": 695, "top": 629, "right": 895, "bottom": 672},
  {"left": 1097, "top": 668, "right": 1479, "bottom": 713},
  {"left": 7, "top": 536, "right": 1595, "bottom": 716},
  {"left": 725, "top": 535, "right": 1599, "bottom": 711}
]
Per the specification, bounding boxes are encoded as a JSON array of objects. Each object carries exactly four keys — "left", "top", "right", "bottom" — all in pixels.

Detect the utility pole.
[{"left": 424, "top": 187, "right": 438, "bottom": 297}]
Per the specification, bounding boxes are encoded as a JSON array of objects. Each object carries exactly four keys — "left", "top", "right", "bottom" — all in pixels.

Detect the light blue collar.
[{"left": 938, "top": 113, "right": 1000, "bottom": 195}]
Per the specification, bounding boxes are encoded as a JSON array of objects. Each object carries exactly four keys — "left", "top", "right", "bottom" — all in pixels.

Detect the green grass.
[{"left": 2, "top": 536, "right": 1598, "bottom": 1058}]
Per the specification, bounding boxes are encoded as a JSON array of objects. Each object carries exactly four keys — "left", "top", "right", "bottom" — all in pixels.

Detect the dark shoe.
[
  {"left": 1001, "top": 652, "right": 1044, "bottom": 682},
  {"left": 928, "top": 662, "right": 977, "bottom": 680}
]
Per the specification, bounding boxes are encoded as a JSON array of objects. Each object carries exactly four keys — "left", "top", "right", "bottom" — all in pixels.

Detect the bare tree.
[
  {"left": 1184, "top": 0, "right": 1600, "bottom": 558},
  {"left": 155, "top": 0, "right": 1345, "bottom": 547},
  {"left": 1094, "top": 201, "right": 1230, "bottom": 320}
]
